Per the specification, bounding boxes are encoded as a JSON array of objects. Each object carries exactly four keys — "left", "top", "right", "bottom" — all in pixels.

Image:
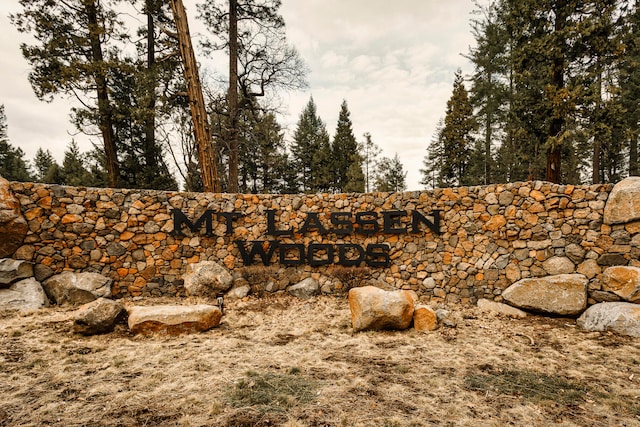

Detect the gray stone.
[
  {"left": 590, "top": 290, "right": 622, "bottom": 303},
  {"left": 73, "top": 298, "right": 125, "bottom": 335},
  {"left": 33, "top": 264, "right": 54, "bottom": 282},
  {"left": 0, "top": 259, "right": 33, "bottom": 286},
  {"left": 183, "top": 261, "right": 233, "bottom": 298},
  {"left": 226, "top": 285, "right": 250, "bottom": 300},
  {"left": 603, "top": 177, "right": 640, "bottom": 225},
  {"left": 287, "top": 277, "right": 319, "bottom": 300},
  {"left": 577, "top": 302, "right": 640, "bottom": 337},
  {"left": 0, "top": 278, "right": 48, "bottom": 311},
  {"left": 502, "top": 274, "right": 588, "bottom": 316},
  {"left": 477, "top": 298, "right": 527, "bottom": 318},
  {"left": 106, "top": 242, "right": 126, "bottom": 257},
  {"left": 127, "top": 304, "right": 222, "bottom": 335},
  {"left": 565, "top": 243, "right": 586, "bottom": 263},
  {"left": 498, "top": 191, "right": 515, "bottom": 206},
  {"left": 43, "top": 271, "right": 113, "bottom": 306},
  {"left": 542, "top": 256, "right": 575, "bottom": 275}
]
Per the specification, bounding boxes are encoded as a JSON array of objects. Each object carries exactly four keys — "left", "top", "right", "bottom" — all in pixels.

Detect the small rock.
[
  {"left": 0, "top": 177, "right": 28, "bottom": 258},
  {"left": 73, "top": 298, "right": 125, "bottom": 335},
  {"left": 226, "top": 285, "right": 251, "bottom": 300},
  {"left": 577, "top": 302, "right": 640, "bottom": 337},
  {"left": 477, "top": 298, "right": 527, "bottom": 318},
  {"left": 287, "top": 277, "right": 319, "bottom": 300},
  {"left": 413, "top": 305, "right": 438, "bottom": 331},
  {"left": 542, "top": 256, "right": 575, "bottom": 275},
  {"left": 127, "top": 305, "right": 222, "bottom": 335}
]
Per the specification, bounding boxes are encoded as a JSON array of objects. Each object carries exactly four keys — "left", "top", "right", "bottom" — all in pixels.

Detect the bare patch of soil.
[{"left": 1, "top": 295, "right": 640, "bottom": 426}]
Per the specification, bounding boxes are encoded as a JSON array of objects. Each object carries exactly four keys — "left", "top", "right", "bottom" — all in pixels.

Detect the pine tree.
[
  {"left": 375, "top": 154, "right": 407, "bottom": 193},
  {"left": 60, "top": 141, "right": 96, "bottom": 187},
  {"left": 361, "top": 132, "right": 381, "bottom": 192},
  {"left": 11, "top": 0, "right": 128, "bottom": 187},
  {"left": 436, "top": 70, "right": 477, "bottom": 186},
  {"left": 420, "top": 119, "right": 445, "bottom": 188},
  {"left": 32, "top": 148, "right": 60, "bottom": 183},
  {"left": 344, "top": 153, "right": 365, "bottom": 193},
  {"left": 620, "top": 2, "right": 640, "bottom": 177},
  {"left": 331, "top": 100, "right": 359, "bottom": 192},
  {"left": 290, "top": 97, "right": 331, "bottom": 192},
  {"left": 0, "top": 105, "right": 31, "bottom": 182}
]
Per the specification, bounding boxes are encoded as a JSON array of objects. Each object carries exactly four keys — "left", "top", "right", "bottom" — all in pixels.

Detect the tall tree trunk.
[
  {"left": 145, "top": 0, "right": 157, "bottom": 169},
  {"left": 228, "top": 0, "right": 239, "bottom": 193},
  {"left": 631, "top": 132, "right": 639, "bottom": 176},
  {"left": 546, "top": 1, "right": 565, "bottom": 184},
  {"left": 592, "top": 62, "right": 602, "bottom": 184},
  {"left": 484, "top": 71, "right": 493, "bottom": 185},
  {"left": 86, "top": 0, "right": 119, "bottom": 188},
  {"left": 169, "top": 0, "right": 220, "bottom": 192}
]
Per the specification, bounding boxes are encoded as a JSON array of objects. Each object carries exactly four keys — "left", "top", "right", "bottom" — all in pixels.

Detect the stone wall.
[{"left": 3, "top": 178, "right": 639, "bottom": 304}]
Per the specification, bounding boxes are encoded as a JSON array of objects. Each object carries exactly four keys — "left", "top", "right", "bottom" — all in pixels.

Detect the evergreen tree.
[
  {"left": 60, "top": 141, "right": 96, "bottom": 187},
  {"left": 431, "top": 70, "right": 477, "bottom": 186},
  {"left": 0, "top": 105, "right": 31, "bottom": 182},
  {"left": 290, "top": 97, "right": 331, "bottom": 192},
  {"left": 11, "top": 0, "right": 128, "bottom": 187},
  {"left": 32, "top": 148, "right": 61, "bottom": 183},
  {"left": 420, "top": 119, "right": 445, "bottom": 188},
  {"left": 344, "top": 153, "right": 365, "bottom": 193},
  {"left": 620, "top": 2, "right": 640, "bottom": 177},
  {"left": 361, "top": 132, "right": 381, "bottom": 192},
  {"left": 375, "top": 154, "right": 407, "bottom": 193},
  {"left": 331, "top": 100, "right": 359, "bottom": 192}
]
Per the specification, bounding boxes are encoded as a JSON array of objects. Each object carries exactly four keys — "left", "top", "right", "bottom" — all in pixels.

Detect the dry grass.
[{"left": 1, "top": 295, "right": 640, "bottom": 426}]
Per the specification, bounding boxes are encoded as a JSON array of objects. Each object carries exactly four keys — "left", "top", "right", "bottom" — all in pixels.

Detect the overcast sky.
[{"left": 1, "top": 0, "right": 477, "bottom": 191}]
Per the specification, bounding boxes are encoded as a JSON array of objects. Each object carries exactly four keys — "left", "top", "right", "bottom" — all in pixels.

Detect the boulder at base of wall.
[
  {"left": 501, "top": 274, "right": 588, "bottom": 316},
  {"left": 0, "top": 278, "right": 48, "bottom": 311},
  {"left": 577, "top": 302, "right": 640, "bottom": 337},
  {"left": 73, "top": 298, "right": 125, "bottom": 335},
  {"left": 0, "top": 259, "right": 33, "bottom": 286},
  {"left": 126, "top": 305, "right": 222, "bottom": 335},
  {"left": 287, "top": 277, "right": 319, "bottom": 300},
  {"left": 43, "top": 271, "right": 113, "bottom": 306},
  {"left": 413, "top": 305, "right": 438, "bottom": 331},
  {"left": 477, "top": 298, "right": 528, "bottom": 318},
  {"left": 601, "top": 266, "right": 640, "bottom": 303},
  {"left": 0, "top": 177, "right": 28, "bottom": 258},
  {"left": 603, "top": 176, "right": 640, "bottom": 225},
  {"left": 183, "top": 261, "right": 233, "bottom": 298},
  {"left": 348, "top": 286, "right": 415, "bottom": 332}
]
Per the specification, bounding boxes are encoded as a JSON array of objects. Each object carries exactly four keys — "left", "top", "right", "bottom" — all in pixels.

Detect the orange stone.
[
  {"left": 120, "top": 231, "right": 135, "bottom": 241},
  {"left": 485, "top": 215, "right": 507, "bottom": 231},
  {"left": 61, "top": 214, "right": 82, "bottom": 224}
]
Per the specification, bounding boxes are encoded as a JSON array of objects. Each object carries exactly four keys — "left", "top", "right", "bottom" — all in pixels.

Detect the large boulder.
[
  {"left": 604, "top": 177, "right": 640, "bottom": 225},
  {"left": 287, "top": 277, "right": 319, "bottom": 300},
  {"left": 601, "top": 266, "right": 640, "bottom": 303},
  {"left": 502, "top": 274, "right": 588, "bottom": 316},
  {"left": 127, "top": 305, "right": 222, "bottom": 335},
  {"left": 0, "top": 177, "right": 28, "bottom": 258},
  {"left": 183, "top": 261, "right": 233, "bottom": 298},
  {"left": 577, "top": 302, "right": 640, "bottom": 337},
  {"left": 43, "top": 271, "right": 113, "bottom": 306},
  {"left": 0, "top": 259, "right": 33, "bottom": 287},
  {"left": 0, "top": 278, "right": 48, "bottom": 311},
  {"left": 73, "top": 298, "right": 125, "bottom": 335},
  {"left": 348, "top": 286, "right": 415, "bottom": 332}
]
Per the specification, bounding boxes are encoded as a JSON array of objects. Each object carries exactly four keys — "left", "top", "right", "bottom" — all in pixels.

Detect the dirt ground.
[{"left": 1, "top": 294, "right": 640, "bottom": 427}]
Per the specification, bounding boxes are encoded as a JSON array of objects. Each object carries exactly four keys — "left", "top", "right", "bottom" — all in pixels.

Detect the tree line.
[
  {"left": 3, "top": 0, "right": 406, "bottom": 194},
  {"left": 422, "top": 0, "right": 640, "bottom": 188}
]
